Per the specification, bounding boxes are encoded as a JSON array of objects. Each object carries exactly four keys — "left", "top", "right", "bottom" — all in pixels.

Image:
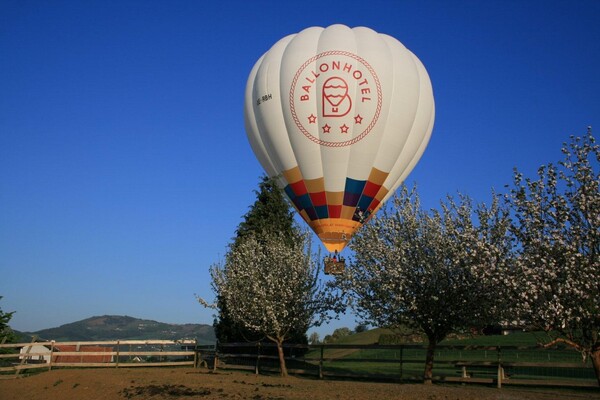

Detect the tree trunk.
[
  {"left": 423, "top": 336, "right": 437, "bottom": 385},
  {"left": 591, "top": 348, "right": 600, "bottom": 387},
  {"left": 276, "top": 340, "right": 288, "bottom": 377}
]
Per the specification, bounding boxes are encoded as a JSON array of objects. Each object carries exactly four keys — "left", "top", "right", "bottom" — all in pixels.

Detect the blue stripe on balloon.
[
  {"left": 305, "top": 207, "right": 318, "bottom": 221},
  {"left": 357, "top": 195, "right": 374, "bottom": 212},
  {"left": 345, "top": 178, "right": 366, "bottom": 194},
  {"left": 315, "top": 205, "right": 329, "bottom": 219},
  {"left": 296, "top": 193, "right": 312, "bottom": 210},
  {"left": 284, "top": 185, "right": 296, "bottom": 201},
  {"left": 344, "top": 178, "right": 366, "bottom": 206}
]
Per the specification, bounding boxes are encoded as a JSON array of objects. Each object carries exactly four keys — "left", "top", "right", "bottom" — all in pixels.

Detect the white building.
[{"left": 19, "top": 344, "right": 51, "bottom": 363}]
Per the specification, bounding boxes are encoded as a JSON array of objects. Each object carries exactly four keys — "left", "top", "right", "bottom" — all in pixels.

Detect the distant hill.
[{"left": 16, "top": 315, "right": 215, "bottom": 344}]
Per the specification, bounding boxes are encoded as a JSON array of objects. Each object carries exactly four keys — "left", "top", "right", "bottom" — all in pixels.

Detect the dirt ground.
[{"left": 0, "top": 368, "right": 598, "bottom": 400}]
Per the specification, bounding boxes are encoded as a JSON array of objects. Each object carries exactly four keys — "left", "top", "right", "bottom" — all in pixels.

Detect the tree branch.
[{"left": 539, "top": 337, "right": 584, "bottom": 353}]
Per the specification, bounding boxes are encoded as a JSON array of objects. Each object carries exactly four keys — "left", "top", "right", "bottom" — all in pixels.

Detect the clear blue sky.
[{"left": 1, "top": 0, "right": 599, "bottom": 337}]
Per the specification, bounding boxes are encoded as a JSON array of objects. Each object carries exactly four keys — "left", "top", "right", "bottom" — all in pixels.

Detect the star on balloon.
[
  {"left": 340, "top": 124, "right": 350, "bottom": 134},
  {"left": 308, "top": 114, "right": 317, "bottom": 124},
  {"left": 322, "top": 124, "right": 331, "bottom": 133},
  {"left": 354, "top": 114, "right": 363, "bottom": 124}
]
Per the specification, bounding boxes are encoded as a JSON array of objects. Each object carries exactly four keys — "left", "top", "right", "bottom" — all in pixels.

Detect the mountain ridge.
[{"left": 15, "top": 315, "right": 215, "bottom": 344}]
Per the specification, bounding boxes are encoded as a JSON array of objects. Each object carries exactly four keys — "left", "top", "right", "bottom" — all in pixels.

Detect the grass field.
[{"left": 292, "top": 329, "right": 597, "bottom": 385}]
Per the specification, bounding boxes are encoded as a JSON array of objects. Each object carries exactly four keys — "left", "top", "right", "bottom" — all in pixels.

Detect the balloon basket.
[{"left": 324, "top": 259, "right": 345, "bottom": 275}]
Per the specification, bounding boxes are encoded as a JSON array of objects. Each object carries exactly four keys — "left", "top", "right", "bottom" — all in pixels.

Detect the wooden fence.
[
  {"left": 0, "top": 339, "right": 201, "bottom": 378},
  {"left": 214, "top": 342, "right": 599, "bottom": 389},
  {"left": 2, "top": 340, "right": 598, "bottom": 389}
]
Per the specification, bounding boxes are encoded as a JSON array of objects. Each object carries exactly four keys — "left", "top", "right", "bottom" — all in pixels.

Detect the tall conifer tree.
[
  {"left": 234, "top": 175, "right": 301, "bottom": 247},
  {"left": 214, "top": 175, "right": 308, "bottom": 345}
]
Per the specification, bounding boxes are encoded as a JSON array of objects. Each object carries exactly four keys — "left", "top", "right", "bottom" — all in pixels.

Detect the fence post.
[
  {"left": 16, "top": 337, "right": 36, "bottom": 377},
  {"left": 255, "top": 342, "right": 260, "bottom": 375},
  {"left": 115, "top": 341, "right": 120, "bottom": 368},
  {"left": 496, "top": 346, "right": 502, "bottom": 389},
  {"left": 193, "top": 339, "right": 198, "bottom": 369},
  {"left": 77, "top": 342, "right": 83, "bottom": 364},
  {"left": 49, "top": 340, "right": 55, "bottom": 371},
  {"left": 319, "top": 345, "right": 324, "bottom": 379},
  {"left": 399, "top": 345, "right": 404, "bottom": 381},
  {"left": 214, "top": 341, "right": 221, "bottom": 372}
]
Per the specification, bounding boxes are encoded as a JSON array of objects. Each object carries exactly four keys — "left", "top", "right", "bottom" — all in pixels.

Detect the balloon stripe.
[
  {"left": 357, "top": 196, "right": 374, "bottom": 213},
  {"left": 363, "top": 180, "right": 382, "bottom": 197},
  {"left": 309, "top": 191, "right": 327, "bottom": 206},
  {"left": 289, "top": 180, "right": 308, "bottom": 196},
  {"left": 315, "top": 206, "right": 329, "bottom": 219},
  {"left": 328, "top": 205, "right": 342, "bottom": 218}
]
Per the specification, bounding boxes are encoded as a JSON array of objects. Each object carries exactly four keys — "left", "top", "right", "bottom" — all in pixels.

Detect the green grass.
[
  {"left": 335, "top": 328, "right": 545, "bottom": 347},
  {"left": 216, "top": 329, "right": 596, "bottom": 386},
  {"left": 303, "top": 329, "right": 596, "bottom": 384},
  {"left": 440, "top": 331, "right": 542, "bottom": 346}
]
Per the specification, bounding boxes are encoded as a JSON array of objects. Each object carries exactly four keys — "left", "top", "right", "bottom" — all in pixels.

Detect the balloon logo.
[
  {"left": 290, "top": 50, "right": 382, "bottom": 147},
  {"left": 244, "top": 25, "right": 435, "bottom": 252},
  {"left": 322, "top": 77, "right": 351, "bottom": 117}
]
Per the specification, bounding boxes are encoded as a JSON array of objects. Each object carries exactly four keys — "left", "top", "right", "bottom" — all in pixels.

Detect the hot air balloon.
[{"left": 244, "top": 24, "right": 434, "bottom": 264}]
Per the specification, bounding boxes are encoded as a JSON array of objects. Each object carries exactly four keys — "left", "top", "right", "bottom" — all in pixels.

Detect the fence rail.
[
  {"left": 0, "top": 339, "right": 201, "bottom": 378},
  {"left": 214, "top": 342, "right": 598, "bottom": 389},
  {"left": 2, "top": 340, "right": 598, "bottom": 389}
]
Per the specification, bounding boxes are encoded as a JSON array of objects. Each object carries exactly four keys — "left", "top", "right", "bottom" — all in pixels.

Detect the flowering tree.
[
  {"left": 340, "top": 187, "right": 512, "bottom": 383},
  {"left": 505, "top": 130, "right": 599, "bottom": 384},
  {"left": 199, "top": 232, "right": 341, "bottom": 376},
  {"left": 214, "top": 176, "right": 305, "bottom": 345}
]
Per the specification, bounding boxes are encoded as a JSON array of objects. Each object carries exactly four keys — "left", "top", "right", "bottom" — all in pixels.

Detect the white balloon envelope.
[{"left": 244, "top": 24, "right": 435, "bottom": 252}]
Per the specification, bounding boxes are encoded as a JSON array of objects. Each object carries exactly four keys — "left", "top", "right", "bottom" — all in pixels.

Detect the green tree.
[
  {"left": 234, "top": 175, "right": 301, "bottom": 246},
  {"left": 322, "top": 327, "right": 354, "bottom": 343},
  {"left": 0, "top": 296, "right": 16, "bottom": 343},
  {"left": 213, "top": 175, "right": 307, "bottom": 345},
  {"left": 308, "top": 331, "right": 320, "bottom": 345}
]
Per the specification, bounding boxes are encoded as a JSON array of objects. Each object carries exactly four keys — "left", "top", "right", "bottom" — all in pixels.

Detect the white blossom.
[
  {"left": 505, "top": 130, "right": 599, "bottom": 384},
  {"left": 336, "top": 186, "right": 513, "bottom": 383},
  {"left": 198, "top": 231, "right": 342, "bottom": 376}
]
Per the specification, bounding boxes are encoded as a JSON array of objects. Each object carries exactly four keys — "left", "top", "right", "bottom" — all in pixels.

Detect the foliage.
[
  {"left": 338, "top": 186, "right": 513, "bottom": 383},
  {"left": 234, "top": 175, "right": 301, "bottom": 246},
  {"left": 323, "top": 327, "right": 353, "bottom": 343},
  {"left": 504, "top": 129, "right": 600, "bottom": 383},
  {"left": 377, "top": 325, "right": 424, "bottom": 345},
  {"left": 0, "top": 296, "right": 16, "bottom": 344},
  {"left": 378, "top": 333, "right": 419, "bottom": 345},
  {"left": 201, "top": 231, "right": 342, "bottom": 376},
  {"left": 308, "top": 332, "right": 320, "bottom": 344},
  {"left": 321, "top": 327, "right": 394, "bottom": 346},
  {"left": 214, "top": 175, "right": 306, "bottom": 346}
]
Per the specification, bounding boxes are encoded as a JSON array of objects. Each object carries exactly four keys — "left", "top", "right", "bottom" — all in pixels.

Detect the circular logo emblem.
[{"left": 289, "top": 51, "right": 382, "bottom": 148}]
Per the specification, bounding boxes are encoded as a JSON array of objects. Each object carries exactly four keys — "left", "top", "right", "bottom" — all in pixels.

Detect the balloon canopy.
[{"left": 244, "top": 25, "right": 434, "bottom": 252}]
